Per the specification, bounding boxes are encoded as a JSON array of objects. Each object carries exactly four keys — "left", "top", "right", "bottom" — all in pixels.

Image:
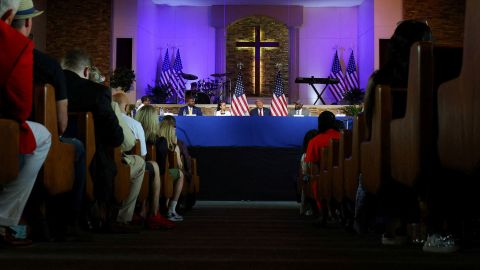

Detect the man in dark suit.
[
  {"left": 178, "top": 97, "right": 203, "bottom": 116},
  {"left": 62, "top": 49, "right": 124, "bottom": 205},
  {"left": 250, "top": 99, "right": 271, "bottom": 116}
]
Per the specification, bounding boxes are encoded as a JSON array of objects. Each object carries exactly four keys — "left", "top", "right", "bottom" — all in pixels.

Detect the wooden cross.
[{"left": 236, "top": 26, "right": 279, "bottom": 96}]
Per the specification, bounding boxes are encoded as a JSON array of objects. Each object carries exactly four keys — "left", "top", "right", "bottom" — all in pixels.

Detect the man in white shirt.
[
  {"left": 288, "top": 100, "right": 309, "bottom": 116},
  {"left": 136, "top": 96, "right": 151, "bottom": 113},
  {"left": 112, "top": 93, "right": 175, "bottom": 229}
]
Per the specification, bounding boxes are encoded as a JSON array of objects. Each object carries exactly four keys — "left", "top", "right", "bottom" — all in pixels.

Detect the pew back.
[
  {"left": 68, "top": 112, "right": 96, "bottom": 200},
  {"left": 360, "top": 85, "right": 392, "bottom": 194},
  {"left": 344, "top": 114, "right": 364, "bottom": 200},
  {"left": 0, "top": 119, "right": 19, "bottom": 184},
  {"left": 34, "top": 84, "right": 75, "bottom": 195},
  {"left": 437, "top": 0, "right": 480, "bottom": 174}
]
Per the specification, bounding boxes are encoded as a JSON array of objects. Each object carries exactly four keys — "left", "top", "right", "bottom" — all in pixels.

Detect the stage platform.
[{"left": 150, "top": 104, "right": 347, "bottom": 116}]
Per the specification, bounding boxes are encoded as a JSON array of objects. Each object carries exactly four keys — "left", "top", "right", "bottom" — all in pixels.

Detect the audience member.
[
  {"left": 112, "top": 93, "right": 174, "bottom": 229},
  {"left": 135, "top": 108, "right": 185, "bottom": 222},
  {"left": 289, "top": 100, "right": 309, "bottom": 116},
  {"left": 136, "top": 96, "right": 151, "bottom": 112},
  {"left": 0, "top": 0, "right": 51, "bottom": 246},
  {"left": 108, "top": 92, "right": 146, "bottom": 231},
  {"left": 215, "top": 101, "right": 231, "bottom": 116},
  {"left": 61, "top": 49, "right": 124, "bottom": 211},
  {"left": 361, "top": 19, "right": 432, "bottom": 248},
  {"left": 11, "top": 1, "right": 88, "bottom": 240},
  {"left": 178, "top": 97, "right": 203, "bottom": 116},
  {"left": 11, "top": 5, "right": 68, "bottom": 134},
  {"left": 250, "top": 100, "right": 271, "bottom": 116},
  {"left": 304, "top": 111, "right": 340, "bottom": 224},
  {"left": 363, "top": 20, "right": 432, "bottom": 139}
]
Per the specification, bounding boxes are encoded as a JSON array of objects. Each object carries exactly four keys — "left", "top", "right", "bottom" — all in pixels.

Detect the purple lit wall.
[
  {"left": 135, "top": 0, "right": 215, "bottom": 99},
  {"left": 358, "top": 0, "right": 374, "bottom": 90},
  {"left": 299, "top": 7, "right": 358, "bottom": 105},
  {"left": 113, "top": 1, "right": 402, "bottom": 103}
]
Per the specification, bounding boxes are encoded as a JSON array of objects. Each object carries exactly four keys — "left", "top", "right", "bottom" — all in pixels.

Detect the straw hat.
[{"left": 14, "top": 0, "right": 44, "bottom": 20}]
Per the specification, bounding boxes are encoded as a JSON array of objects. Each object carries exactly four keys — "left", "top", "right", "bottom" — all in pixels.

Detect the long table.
[
  {"left": 165, "top": 116, "right": 351, "bottom": 200},
  {"left": 171, "top": 116, "right": 351, "bottom": 148}
]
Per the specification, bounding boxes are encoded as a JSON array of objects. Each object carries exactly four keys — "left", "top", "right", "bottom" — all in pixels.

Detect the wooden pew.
[
  {"left": 68, "top": 112, "right": 96, "bottom": 200},
  {"left": 360, "top": 85, "right": 392, "bottom": 194},
  {"left": 181, "top": 158, "right": 201, "bottom": 206},
  {"left": 343, "top": 114, "right": 364, "bottom": 201},
  {"left": 162, "top": 152, "right": 176, "bottom": 199},
  {"left": 390, "top": 42, "right": 434, "bottom": 187},
  {"left": 390, "top": 42, "right": 464, "bottom": 188},
  {"left": 146, "top": 143, "right": 174, "bottom": 199},
  {"left": 330, "top": 139, "right": 343, "bottom": 203},
  {"left": 34, "top": 84, "right": 75, "bottom": 195},
  {"left": 0, "top": 119, "right": 20, "bottom": 184},
  {"left": 131, "top": 140, "right": 150, "bottom": 202},
  {"left": 191, "top": 158, "right": 200, "bottom": 194},
  {"left": 113, "top": 147, "right": 131, "bottom": 203},
  {"left": 437, "top": 0, "right": 480, "bottom": 175},
  {"left": 318, "top": 147, "right": 332, "bottom": 201}
]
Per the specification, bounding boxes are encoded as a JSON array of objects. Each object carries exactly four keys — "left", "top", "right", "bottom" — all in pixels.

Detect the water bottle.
[{"left": 159, "top": 107, "right": 164, "bottom": 116}]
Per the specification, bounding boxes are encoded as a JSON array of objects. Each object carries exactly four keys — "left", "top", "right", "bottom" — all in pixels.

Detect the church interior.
[{"left": 0, "top": 0, "right": 479, "bottom": 269}]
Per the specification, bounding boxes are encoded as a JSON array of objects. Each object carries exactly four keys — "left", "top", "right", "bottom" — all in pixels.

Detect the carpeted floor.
[{"left": 0, "top": 201, "right": 479, "bottom": 270}]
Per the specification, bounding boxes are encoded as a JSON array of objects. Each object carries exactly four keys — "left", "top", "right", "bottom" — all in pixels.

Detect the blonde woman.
[
  {"left": 112, "top": 94, "right": 174, "bottom": 229},
  {"left": 135, "top": 107, "right": 185, "bottom": 222}
]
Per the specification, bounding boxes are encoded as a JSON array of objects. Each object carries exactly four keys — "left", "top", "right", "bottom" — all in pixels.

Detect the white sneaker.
[
  {"left": 422, "top": 234, "right": 459, "bottom": 253},
  {"left": 167, "top": 212, "right": 184, "bottom": 222}
]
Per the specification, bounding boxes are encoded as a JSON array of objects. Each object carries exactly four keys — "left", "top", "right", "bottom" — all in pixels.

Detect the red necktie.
[{"left": 259, "top": 109, "right": 263, "bottom": 116}]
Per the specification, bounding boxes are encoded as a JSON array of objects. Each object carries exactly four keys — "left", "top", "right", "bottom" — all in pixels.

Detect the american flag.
[
  {"left": 344, "top": 50, "right": 359, "bottom": 90},
  {"left": 328, "top": 50, "right": 347, "bottom": 103},
  {"left": 160, "top": 49, "right": 172, "bottom": 89},
  {"left": 270, "top": 71, "right": 288, "bottom": 116},
  {"left": 231, "top": 72, "right": 249, "bottom": 116},
  {"left": 173, "top": 49, "right": 186, "bottom": 100}
]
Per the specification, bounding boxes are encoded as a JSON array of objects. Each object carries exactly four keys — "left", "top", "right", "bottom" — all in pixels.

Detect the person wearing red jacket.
[{"left": 0, "top": 0, "right": 51, "bottom": 246}]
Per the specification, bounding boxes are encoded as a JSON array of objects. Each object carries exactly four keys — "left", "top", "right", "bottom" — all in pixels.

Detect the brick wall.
[
  {"left": 226, "top": 16, "right": 289, "bottom": 97},
  {"left": 403, "top": 0, "right": 465, "bottom": 46},
  {"left": 46, "top": 0, "right": 112, "bottom": 79}
]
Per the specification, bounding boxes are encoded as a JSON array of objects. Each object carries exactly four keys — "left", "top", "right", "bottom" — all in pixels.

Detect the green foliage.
[
  {"left": 341, "top": 88, "right": 365, "bottom": 105},
  {"left": 341, "top": 105, "right": 363, "bottom": 116},
  {"left": 110, "top": 67, "right": 135, "bottom": 92},
  {"left": 146, "top": 82, "right": 170, "bottom": 104}
]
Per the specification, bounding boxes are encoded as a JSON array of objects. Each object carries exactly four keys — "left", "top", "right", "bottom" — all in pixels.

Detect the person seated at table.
[
  {"left": 135, "top": 107, "right": 185, "bottom": 222},
  {"left": 178, "top": 97, "right": 202, "bottom": 116},
  {"left": 250, "top": 100, "right": 271, "bottom": 116},
  {"left": 289, "top": 100, "right": 309, "bottom": 116},
  {"left": 137, "top": 96, "right": 151, "bottom": 111},
  {"left": 215, "top": 101, "right": 231, "bottom": 116}
]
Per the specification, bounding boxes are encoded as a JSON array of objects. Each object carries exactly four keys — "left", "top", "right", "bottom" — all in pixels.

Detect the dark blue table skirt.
[
  {"left": 171, "top": 116, "right": 351, "bottom": 148},
  {"left": 161, "top": 116, "right": 351, "bottom": 200}
]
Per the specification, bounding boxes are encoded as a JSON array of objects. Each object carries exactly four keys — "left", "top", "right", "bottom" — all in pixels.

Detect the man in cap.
[
  {"left": 11, "top": 0, "right": 68, "bottom": 135},
  {"left": 288, "top": 100, "right": 310, "bottom": 116},
  {"left": 0, "top": 0, "right": 51, "bottom": 246}
]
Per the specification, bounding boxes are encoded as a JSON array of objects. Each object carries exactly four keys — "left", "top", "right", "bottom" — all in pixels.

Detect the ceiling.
[{"left": 152, "top": 0, "right": 364, "bottom": 7}]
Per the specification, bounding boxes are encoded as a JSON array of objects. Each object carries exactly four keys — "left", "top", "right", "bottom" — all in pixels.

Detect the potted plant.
[
  {"left": 146, "top": 82, "right": 170, "bottom": 104},
  {"left": 341, "top": 104, "right": 363, "bottom": 116},
  {"left": 340, "top": 87, "right": 365, "bottom": 105},
  {"left": 110, "top": 67, "right": 136, "bottom": 92}
]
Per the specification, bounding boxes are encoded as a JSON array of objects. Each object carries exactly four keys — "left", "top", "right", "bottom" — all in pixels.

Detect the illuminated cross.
[{"left": 236, "top": 26, "right": 279, "bottom": 96}]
